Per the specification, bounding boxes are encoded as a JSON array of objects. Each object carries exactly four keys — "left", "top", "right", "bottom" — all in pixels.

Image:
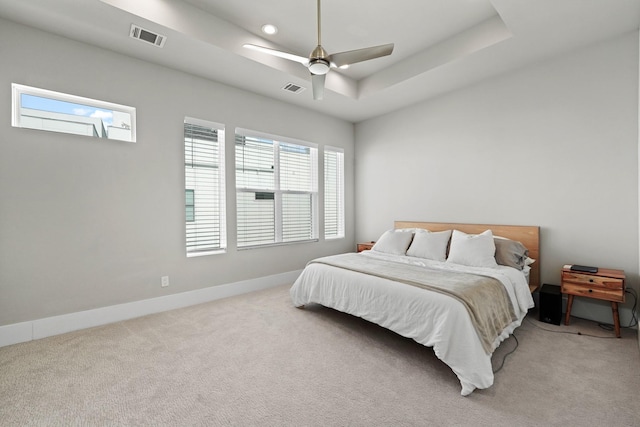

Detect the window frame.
[
  {"left": 324, "top": 146, "right": 345, "bottom": 240},
  {"left": 11, "top": 83, "right": 137, "bottom": 142},
  {"left": 235, "top": 128, "right": 318, "bottom": 249},
  {"left": 184, "top": 117, "right": 226, "bottom": 257}
]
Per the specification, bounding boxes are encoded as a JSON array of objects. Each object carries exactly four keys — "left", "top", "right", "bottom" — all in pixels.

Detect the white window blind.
[
  {"left": 184, "top": 118, "right": 226, "bottom": 256},
  {"left": 235, "top": 130, "right": 317, "bottom": 248},
  {"left": 324, "top": 147, "right": 345, "bottom": 239}
]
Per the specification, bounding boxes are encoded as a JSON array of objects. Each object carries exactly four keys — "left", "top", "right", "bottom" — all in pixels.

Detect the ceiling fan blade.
[
  {"left": 311, "top": 73, "right": 326, "bottom": 100},
  {"left": 329, "top": 43, "right": 394, "bottom": 68},
  {"left": 243, "top": 43, "right": 309, "bottom": 66}
]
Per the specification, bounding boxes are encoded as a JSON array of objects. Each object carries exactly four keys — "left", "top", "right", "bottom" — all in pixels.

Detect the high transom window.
[{"left": 12, "top": 83, "right": 136, "bottom": 142}]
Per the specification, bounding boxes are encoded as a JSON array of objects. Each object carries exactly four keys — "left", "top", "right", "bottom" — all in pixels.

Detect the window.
[
  {"left": 11, "top": 83, "right": 136, "bottom": 142},
  {"left": 184, "top": 118, "right": 226, "bottom": 256},
  {"left": 324, "top": 147, "right": 345, "bottom": 239},
  {"left": 235, "top": 129, "right": 318, "bottom": 248}
]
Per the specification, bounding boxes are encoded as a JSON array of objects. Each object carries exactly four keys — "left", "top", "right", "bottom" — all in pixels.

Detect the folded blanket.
[{"left": 310, "top": 253, "right": 517, "bottom": 354}]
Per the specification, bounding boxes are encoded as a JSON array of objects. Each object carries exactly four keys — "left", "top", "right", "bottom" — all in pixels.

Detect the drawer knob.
[
  {"left": 588, "top": 289, "right": 593, "bottom": 293},
  {"left": 589, "top": 279, "right": 594, "bottom": 283}
]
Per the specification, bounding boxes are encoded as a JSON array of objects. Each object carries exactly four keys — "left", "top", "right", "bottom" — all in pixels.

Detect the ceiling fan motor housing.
[{"left": 309, "top": 45, "right": 330, "bottom": 75}]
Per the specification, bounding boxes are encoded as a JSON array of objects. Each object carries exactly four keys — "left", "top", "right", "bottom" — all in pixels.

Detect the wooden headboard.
[{"left": 395, "top": 221, "right": 540, "bottom": 293}]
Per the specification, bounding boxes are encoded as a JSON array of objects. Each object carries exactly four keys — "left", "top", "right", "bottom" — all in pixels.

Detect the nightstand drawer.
[
  {"left": 561, "top": 282, "right": 625, "bottom": 302},
  {"left": 561, "top": 272, "right": 623, "bottom": 290}
]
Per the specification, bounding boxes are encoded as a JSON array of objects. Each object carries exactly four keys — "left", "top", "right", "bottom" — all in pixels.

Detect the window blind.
[
  {"left": 282, "top": 193, "right": 313, "bottom": 242},
  {"left": 324, "top": 148, "right": 344, "bottom": 239},
  {"left": 184, "top": 119, "right": 226, "bottom": 255},
  {"left": 236, "top": 132, "right": 317, "bottom": 248}
]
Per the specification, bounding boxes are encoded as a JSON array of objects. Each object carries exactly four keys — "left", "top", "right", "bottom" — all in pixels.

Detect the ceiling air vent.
[
  {"left": 130, "top": 24, "right": 166, "bottom": 48},
  {"left": 282, "top": 83, "right": 306, "bottom": 94}
]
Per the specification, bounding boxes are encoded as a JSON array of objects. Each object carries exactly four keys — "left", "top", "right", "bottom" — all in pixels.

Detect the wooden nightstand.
[
  {"left": 356, "top": 242, "right": 375, "bottom": 252},
  {"left": 561, "top": 266, "right": 625, "bottom": 337}
]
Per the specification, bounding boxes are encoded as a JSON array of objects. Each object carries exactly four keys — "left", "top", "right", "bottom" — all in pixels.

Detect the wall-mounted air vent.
[
  {"left": 130, "top": 24, "right": 166, "bottom": 48},
  {"left": 282, "top": 83, "right": 306, "bottom": 94}
]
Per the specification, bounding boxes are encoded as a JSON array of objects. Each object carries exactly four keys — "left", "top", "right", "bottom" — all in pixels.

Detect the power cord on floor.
[
  {"left": 624, "top": 287, "right": 638, "bottom": 328},
  {"left": 493, "top": 333, "right": 518, "bottom": 374},
  {"left": 594, "top": 287, "right": 637, "bottom": 332},
  {"left": 493, "top": 289, "right": 638, "bottom": 373},
  {"left": 526, "top": 317, "right": 618, "bottom": 339},
  {"left": 527, "top": 287, "right": 639, "bottom": 338}
]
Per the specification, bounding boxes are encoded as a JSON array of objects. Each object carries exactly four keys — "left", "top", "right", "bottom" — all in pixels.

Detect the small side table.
[
  {"left": 356, "top": 242, "right": 375, "bottom": 252},
  {"left": 561, "top": 266, "right": 625, "bottom": 337}
]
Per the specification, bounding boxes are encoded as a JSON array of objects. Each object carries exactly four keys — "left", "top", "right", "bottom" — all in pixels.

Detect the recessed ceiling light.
[{"left": 261, "top": 24, "right": 278, "bottom": 35}]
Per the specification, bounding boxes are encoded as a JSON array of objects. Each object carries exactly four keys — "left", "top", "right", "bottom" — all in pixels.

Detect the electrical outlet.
[{"left": 161, "top": 276, "right": 169, "bottom": 287}]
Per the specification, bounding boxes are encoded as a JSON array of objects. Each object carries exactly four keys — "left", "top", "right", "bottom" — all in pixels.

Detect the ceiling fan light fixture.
[
  {"left": 308, "top": 59, "right": 330, "bottom": 75},
  {"left": 261, "top": 24, "right": 278, "bottom": 35}
]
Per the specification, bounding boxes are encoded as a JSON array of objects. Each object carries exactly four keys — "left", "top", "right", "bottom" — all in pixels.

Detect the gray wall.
[
  {"left": 0, "top": 19, "right": 355, "bottom": 326},
  {"left": 355, "top": 31, "right": 639, "bottom": 324},
  {"left": 1, "top": 17, "right": 638, "bottom": 329}
]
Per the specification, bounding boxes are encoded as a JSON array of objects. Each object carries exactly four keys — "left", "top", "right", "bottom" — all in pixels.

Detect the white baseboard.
[{"left": 0, "top": 270, "right": 301, "bottom": 348}]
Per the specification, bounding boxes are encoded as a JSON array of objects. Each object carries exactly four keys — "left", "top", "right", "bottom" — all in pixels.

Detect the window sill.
[
  {"left": 237, "top": 239, "right": 319, "bottom": 251},
  {"left": 187, "top": 249, "right": 226, "bottom": 258}
]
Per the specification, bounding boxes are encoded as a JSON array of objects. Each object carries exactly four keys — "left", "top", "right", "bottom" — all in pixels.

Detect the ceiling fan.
[{"left": 243, "top": 0, "right": 394, "bottom": 100}]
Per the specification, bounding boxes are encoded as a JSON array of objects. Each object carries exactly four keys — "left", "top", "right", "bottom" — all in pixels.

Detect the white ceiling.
[{"left": 0, "top": 0, "right": 638, "bottom": 123}]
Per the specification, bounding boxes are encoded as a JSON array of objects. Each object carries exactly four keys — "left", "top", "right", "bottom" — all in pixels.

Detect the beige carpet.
[{"left": 1, "top": 284, "right": 639, "bottom": 426}]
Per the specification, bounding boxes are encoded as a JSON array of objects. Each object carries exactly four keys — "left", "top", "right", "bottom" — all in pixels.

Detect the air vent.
[
  {"left": 282, "top": 83, "right": 306, "bottom": 94},
  {"left": 130, "top": 24, "right": 166, "bottom": 48}
]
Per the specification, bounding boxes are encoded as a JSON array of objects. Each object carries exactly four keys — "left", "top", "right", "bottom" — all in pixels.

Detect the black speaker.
[{"left": 539, "top": 284, "right": 562, "bottom": 325}]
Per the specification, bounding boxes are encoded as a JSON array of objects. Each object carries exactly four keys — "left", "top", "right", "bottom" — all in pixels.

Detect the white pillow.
[
  {"left": 406, "top": 229, "right": 452, "bottom": 261},
  {"left": 371, "top": 230, "right": 413, "bottom": 255},
  {"left": 446, "top": 229, "right": 498, "bottom": 268}
]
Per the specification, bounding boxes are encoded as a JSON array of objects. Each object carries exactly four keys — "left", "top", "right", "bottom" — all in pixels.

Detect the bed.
[{"left": 290, "top": 221, "right": 540, "bottom": 396}]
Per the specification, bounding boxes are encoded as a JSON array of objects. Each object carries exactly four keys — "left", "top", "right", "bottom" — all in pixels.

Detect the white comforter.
[{"left": 289, "top": 251, "right": 534, "bottom": 396}]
